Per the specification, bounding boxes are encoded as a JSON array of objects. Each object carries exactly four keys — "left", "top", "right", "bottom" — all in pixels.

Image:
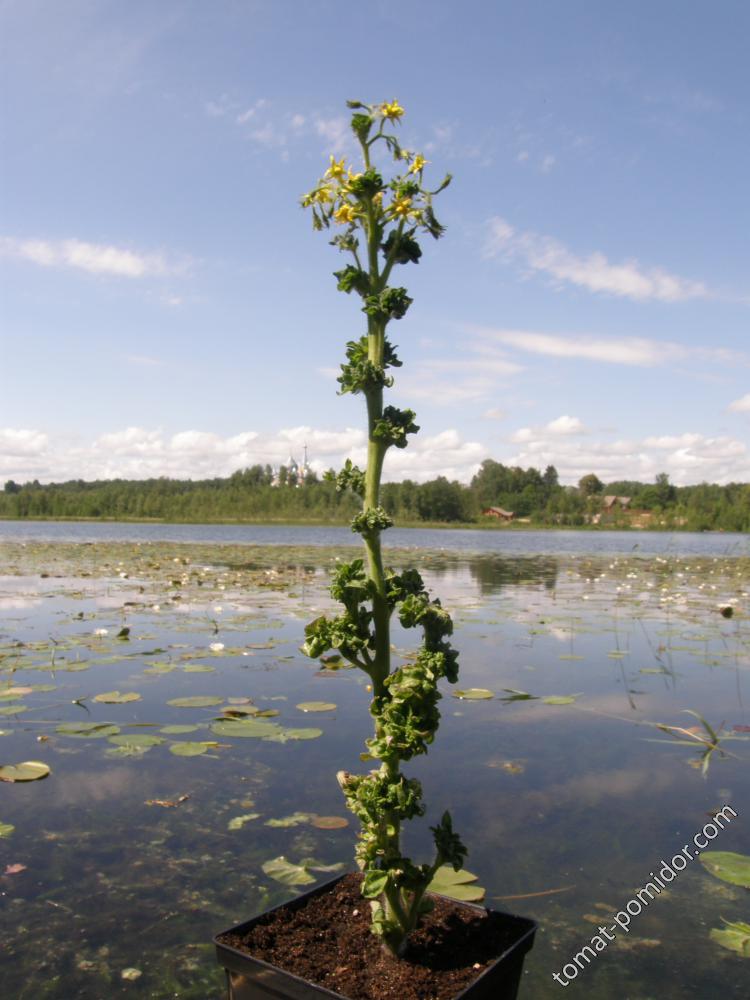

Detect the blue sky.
[{"left": 1, "top": 0, "right": 749, "bottom": 486}]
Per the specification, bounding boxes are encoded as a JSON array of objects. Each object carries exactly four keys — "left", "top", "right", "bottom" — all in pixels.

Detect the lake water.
[
  {"left": 0, "top": 518, "right": 748, "bottom": 556},
  {"left": 0, "top": 530, "right": 748, "bottom": 998}
]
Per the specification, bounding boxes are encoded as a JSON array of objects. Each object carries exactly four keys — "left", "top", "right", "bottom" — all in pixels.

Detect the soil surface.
[{"left": 217, "top": 873, "right": 524, "bottom": 999}]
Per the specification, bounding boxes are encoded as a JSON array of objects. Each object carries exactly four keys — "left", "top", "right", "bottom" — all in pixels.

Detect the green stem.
[
  {"left": 404, "top": 856, "right": 443, "bottom": 932},
  {"left": 378, "top": 219, "right": 405, "bottom": 290}
]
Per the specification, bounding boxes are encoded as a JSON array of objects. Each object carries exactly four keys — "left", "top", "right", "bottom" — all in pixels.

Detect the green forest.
[{"left": 2, "top": 460, "right": 749, "bottom": 531}]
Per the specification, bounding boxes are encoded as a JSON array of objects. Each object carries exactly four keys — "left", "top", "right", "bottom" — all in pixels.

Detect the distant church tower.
[{"left": 272, "top": 444, "right": 311, "bottom": 486}]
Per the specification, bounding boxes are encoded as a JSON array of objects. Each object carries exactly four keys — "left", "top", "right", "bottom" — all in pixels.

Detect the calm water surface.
[
  {"left": 0, "top": 519, "right": 747, "bottom": 557},
  {"left": 0, "top": 535, "right": 747, "bottom": 999}
]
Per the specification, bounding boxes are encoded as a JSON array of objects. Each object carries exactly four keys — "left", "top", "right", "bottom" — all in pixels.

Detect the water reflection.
[
  {"left": 0, "top": 542, "right": 747, "bottom": 999},
  {"left": 464, "top": 554, "right": 559, "bottom": 594}
]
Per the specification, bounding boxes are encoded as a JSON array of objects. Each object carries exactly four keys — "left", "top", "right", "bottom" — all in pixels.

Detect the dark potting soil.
[{"left": 218, "top": 873, "right": 521, "bottom": 1000}]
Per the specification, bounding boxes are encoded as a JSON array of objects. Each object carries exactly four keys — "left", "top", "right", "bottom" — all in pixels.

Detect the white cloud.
[
  {"left": 0, "top": 425, "right": 490, "bottom": 486},
  {"left": 2, "top": 422, "right": 749, "bottom": 488},
  {"left": 394, "top": 348, "right": 523, "bottom": 405},
  {"left": 510, "top": 416, "right": 587, "bottom": 444},
  {"left": 204, "top": 99, "right": 229, "bottom": 118},
  {"left": 125, "top": 355, "right": 163, "bottom": 367},
  {"left": 314, "top": 116, "right": 350, "bottom": 153},
  {"left": 484, "top": 217, "right": 708, "bottom": 302},
  {"left": 379, "top": 430, "right": 487, "bottom": 482},
  {"left": 0, "top": 429, "right": 51, "bottom": 481},
  {"left": 483, "top": 407, "right": 507, "bottom": 420},
  {"left": 0, "top": 429, "right": 49, "bottom": 456},
  {"left": 729, "top": 394, "right": 750, "bottom": 413},
  {"left": 472, "top": 327, "right": 740, "bottom": 368},
  {"left": 642, "top": 433, "right": 705, "bottom": 449},
  {"left": 546, "top": 415, "right": 586, "bottom": 435},
  {"left": 540, "top": 154, "right": 556, "bottom": 173},
  {"left": 1, "top": 237, "right": 181, "bottom": 278},
  {"left": 248, "top": 123, "right": 286, "bottom": 148},
  {"left": 237, "top": 98, "right": 269, "bottom": 126},
  {"left": 504, "top": 429, "right": 750, "bottom": 486}
]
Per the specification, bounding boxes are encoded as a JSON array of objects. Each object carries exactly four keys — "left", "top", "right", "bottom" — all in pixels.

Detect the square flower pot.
[{"left": 214, "top": 874, "right": 536, "bottom": 1000}]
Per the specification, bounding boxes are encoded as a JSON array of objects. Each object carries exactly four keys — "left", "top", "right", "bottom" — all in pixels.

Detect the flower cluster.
[{"left": 301, "top": 98, "right": 451, "bottom": 258}]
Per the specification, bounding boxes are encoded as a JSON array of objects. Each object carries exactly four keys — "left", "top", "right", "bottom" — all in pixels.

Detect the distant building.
[
  {"left": 271, "top": 444, "right": 312, "bottom": 487},
  {"left": 590, "top": 495, "right": 634, "bottom": 525},
  {"left": 602, "top": 495, "right": 631, "bottom": 510},
  {"left": 482, "top": 506, "right": 515, "bottom": 521}
]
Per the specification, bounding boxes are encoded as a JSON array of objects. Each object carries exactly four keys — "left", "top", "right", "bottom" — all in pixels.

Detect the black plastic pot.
[{"left": 214, "top": 875, "right": 537, "bottom": 1000}]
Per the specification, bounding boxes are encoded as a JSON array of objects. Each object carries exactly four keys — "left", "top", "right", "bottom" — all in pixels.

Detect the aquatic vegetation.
[
  {"left": 700, "top": 851, "right": 750, "bottom": 957},
  {"left": 700, "top": 851, "right": 750, "bottom": 889},
  {"left": 650, "top": 710, "right": 731, "bottom": 776},
  {"left": 0, "top": 540, "right": 747, "bottom": 996}
]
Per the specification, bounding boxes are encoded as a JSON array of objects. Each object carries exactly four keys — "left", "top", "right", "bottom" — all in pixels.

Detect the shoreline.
[{"left": 0, "top": 516, "right": 735, "bottom": 534}]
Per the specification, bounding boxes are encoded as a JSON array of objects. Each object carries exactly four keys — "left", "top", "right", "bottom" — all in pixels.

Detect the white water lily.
[
  {"left": 209, "top": 642, "right": 225, "bottom": 652},
  {"left": 94, "top": 628, "right": 108, "bottom": 636}
]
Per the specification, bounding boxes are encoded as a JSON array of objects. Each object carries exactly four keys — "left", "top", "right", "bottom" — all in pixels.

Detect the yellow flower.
[
  {"left": 315, "top": 186, "right": 334, "bottom": 204},
  {"left": 379, "top": 99, "right": 405, "bottom": 120},
  {"left": 409, "top": 154, "right": 428, "bottom": 174},
  {"left": 334, "top": 203, "right": 359, "bottom": 225},
  {"left": 390, "top": 196, "right": 412, "bottom": 218},
  {"left": 372, "top": 191, "right": 384, "bottom": 206},
  {"left": 325, "top": 155, "right": 346, "bottom": 181}
]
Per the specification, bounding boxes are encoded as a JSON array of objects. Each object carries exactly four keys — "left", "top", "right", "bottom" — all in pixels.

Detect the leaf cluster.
[{"left": 337, "top": 336, "right": 402, "bottom": 396}]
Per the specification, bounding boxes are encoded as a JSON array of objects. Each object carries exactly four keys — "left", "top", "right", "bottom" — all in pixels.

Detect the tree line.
[{"left": 1, "top": 460, "right": 748, "bottom": 531}]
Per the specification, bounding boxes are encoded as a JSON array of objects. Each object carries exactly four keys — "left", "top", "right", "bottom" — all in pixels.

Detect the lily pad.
[
  {"left": 144, "top": 662, "right": 176, "bottom": 674},
  {"left": 169, "top": 742, "right": 210, "bottom": 757},
  {"left": 0, "top": 687, "right": 33, "bottom": 700},
  {"left": 267, "top": 727, "right": 323, "bottom": 742},
  {"left": 542, "top": 694, "right": 580, "bottom": 705},
  {"left": 261, "top": 857, "right": 316, "bottom": 886},
  {"left": 296, "top": 702, "right": 337, "bottom": 713},
  {"left": 452, "top": 689, "right": 494, "bottom": 700},
  {"left": 56, "top": 722, "right": 120, "bottom": 739},
  {"left": 700, "top": 851, "right": 750, "bottom": 889},
  {"left": 710, "top": 919, "right": 750, "bottom": 957},
  {"left": 0, "top": 705, "right": 28, "bottom": 715},
  {"left": 211, "top": 718, "right": 282, "bottom": 739},
  {"left": 106, "top": 744, "right": 153, "bottom": 758},
  {"left": 427, "top": 866, "right": 485, "bottom": 902},
  {"left": 107, "top": 734, "right": 164, "bottom": 748},
  {"left": 228, "top": 813, "right": 261, "bottom": 830},
  {"left": 0, "top": 821, "right": 14, "bottom": 837},
  {"left": 310, "top": 815, "right": 349, "bottom": 830},
  {"left": 160, "top": 724, "right": 199, "bottom": 735},
  {"left": 167, "top": 696, "right": 223, "bottom": 708},
  {"left": 93, "top": 691, "right": 142, "bottom": 704},
  {"left": 0, "top": 760, "right": 51, "bottom": 782},
  {"left": 265, "top": 812, "right": 313, "bottom": 828},
  {"left": 500, "top": 689, "right": 538, "bottom": 702}
]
